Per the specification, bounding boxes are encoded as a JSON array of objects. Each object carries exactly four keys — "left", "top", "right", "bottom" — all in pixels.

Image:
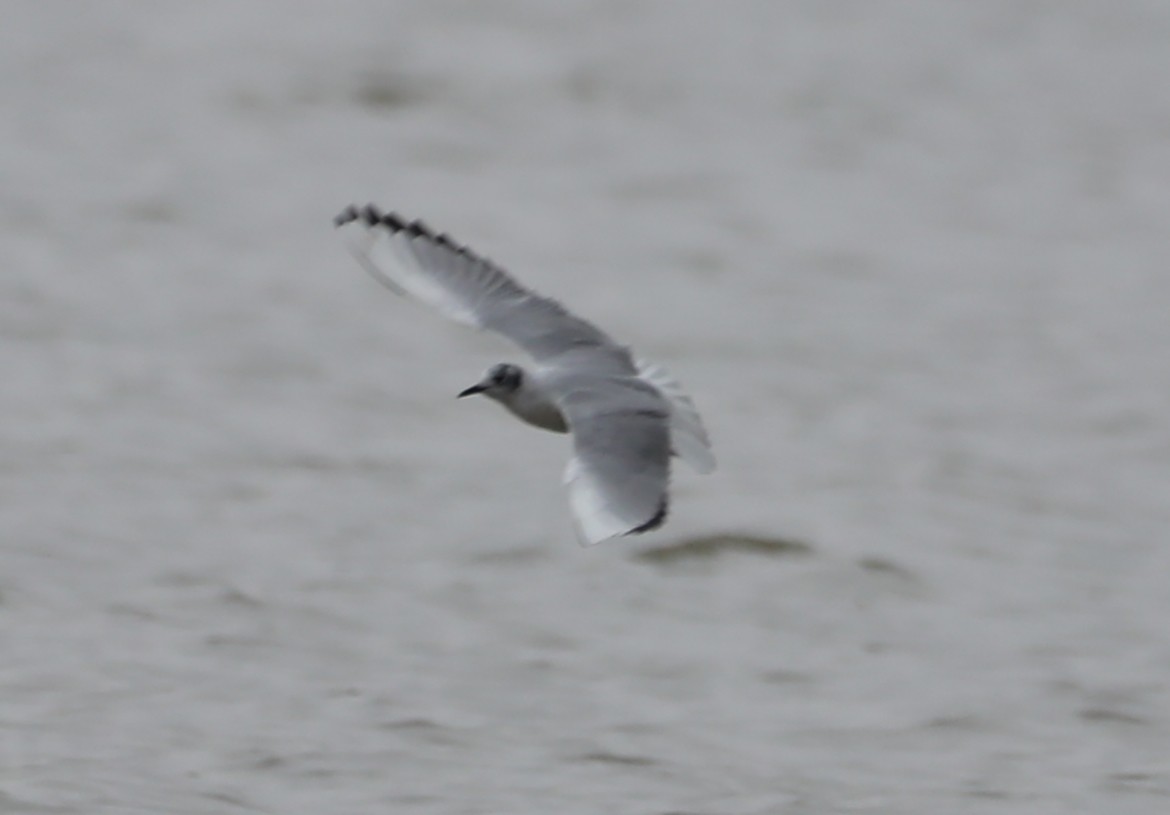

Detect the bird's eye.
[{"left": 493, "top": 366, "right": 520, "bottom": 388}]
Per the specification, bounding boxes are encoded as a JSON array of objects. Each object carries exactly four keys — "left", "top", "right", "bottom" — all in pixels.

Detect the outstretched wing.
[
  {"left": 555, "top": 376, "right": 672, "bottom": 545},
  {"left": 335, "top": 204, "right": 634, "bottom": 374}
]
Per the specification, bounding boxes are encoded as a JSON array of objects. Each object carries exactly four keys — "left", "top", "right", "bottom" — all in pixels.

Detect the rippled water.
[{"left": 3, "top": 2, "right": 1169, "bottom": 813}]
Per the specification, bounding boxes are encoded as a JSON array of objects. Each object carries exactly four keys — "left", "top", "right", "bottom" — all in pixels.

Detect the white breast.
[{"left": 500, "top": 383, "right": 569, "bottom": 433}]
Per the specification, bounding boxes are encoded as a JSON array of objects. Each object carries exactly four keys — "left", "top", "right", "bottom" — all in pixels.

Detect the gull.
[{"left": 335, "top": 204, "right": 715, "bottom": 545}]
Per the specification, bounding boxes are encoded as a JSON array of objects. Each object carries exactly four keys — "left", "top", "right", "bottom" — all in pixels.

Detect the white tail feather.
[{"left": 635, "top": 358, "right": 716, "bottom": 474}]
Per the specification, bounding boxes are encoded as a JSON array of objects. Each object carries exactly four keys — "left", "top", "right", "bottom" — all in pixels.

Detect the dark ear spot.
[{"left": 490, "top": 364, "right": 522, "bottom": 390}]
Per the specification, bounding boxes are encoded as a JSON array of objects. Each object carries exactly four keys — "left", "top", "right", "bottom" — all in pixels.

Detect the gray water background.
[{"left": 2, "top": 2, "right": 1169, "bottom": 813}]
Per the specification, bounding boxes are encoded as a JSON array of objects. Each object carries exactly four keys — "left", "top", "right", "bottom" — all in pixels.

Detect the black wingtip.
[
  {"left": 627, "top": 497, "right": 669, "bottom": 536},
  {"left": 405, "top": 218, "right": 435, "bottom": 239},
  {"left": 361, "top": 203, "right": 384, "bottom": 225},
  {"left": 333, "top": 204, "right": 360, "bottom": 228},
  {"left": 333, "top": 203, "right": 385, "bottom": 228},
  {"left": 335, "top": 203, "right": 422, "bottom": 234},
  {"left": 334, "top": 204, "right": 483, "bottom": 262}
]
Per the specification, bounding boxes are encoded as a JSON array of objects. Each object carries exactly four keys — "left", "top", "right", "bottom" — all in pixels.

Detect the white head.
[
  {"left": 457, "top": 362, "right": 568, "bottom": 433},
  {"left": 457, "top": 362, "right": 525, "bottom": 403}
]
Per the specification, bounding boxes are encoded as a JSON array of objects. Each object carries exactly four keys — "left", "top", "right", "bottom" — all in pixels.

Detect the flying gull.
[{"left": 335, "top": 204, "right": 715, "bottom": 545}]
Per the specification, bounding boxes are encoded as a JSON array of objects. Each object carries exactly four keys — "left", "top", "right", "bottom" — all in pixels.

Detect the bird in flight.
[{"left": 335, "top": 204, "right": 715, "bottom": 545}]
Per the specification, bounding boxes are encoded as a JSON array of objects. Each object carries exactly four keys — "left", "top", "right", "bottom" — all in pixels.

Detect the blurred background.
[{"left": 2, "top": 2, "right": 1168, "bottom": 813}]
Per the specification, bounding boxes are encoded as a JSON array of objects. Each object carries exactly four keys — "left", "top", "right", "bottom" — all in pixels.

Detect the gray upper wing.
[{"left": 336, "top": 205, "right": 636, "bottom": 374}]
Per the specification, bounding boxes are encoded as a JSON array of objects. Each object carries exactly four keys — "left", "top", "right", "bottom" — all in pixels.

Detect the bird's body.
[
  {"left": 335, "top": 204, "right": 714, "bottom": 545},
  {"left": 495, "top": 374, "right": 571, "bottom": 434}
]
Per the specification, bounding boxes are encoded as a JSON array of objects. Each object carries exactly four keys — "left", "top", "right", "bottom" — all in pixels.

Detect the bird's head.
[{"left": 457, "top": 363, "right": 524, "bottom": 401}]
